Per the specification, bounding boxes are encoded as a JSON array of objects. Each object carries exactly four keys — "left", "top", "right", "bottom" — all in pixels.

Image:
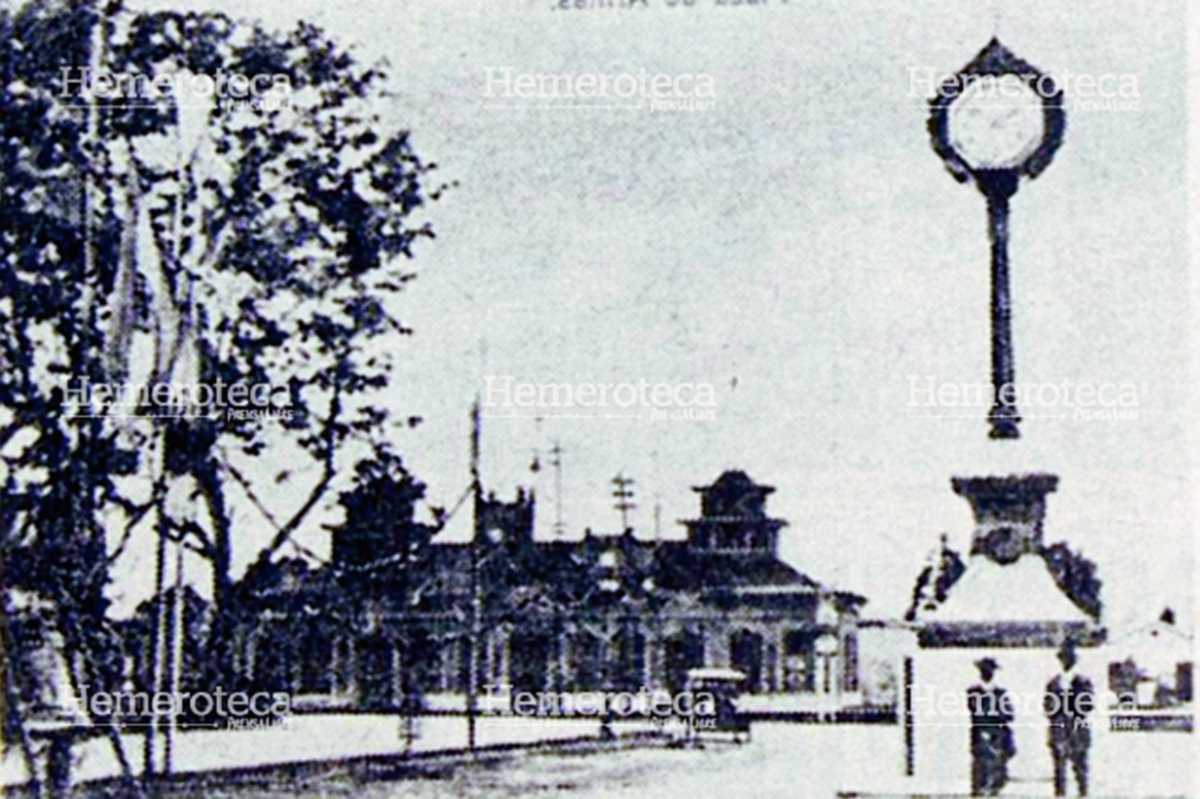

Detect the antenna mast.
[{"left": 550, "top": 441, "right": 565, "bottom": 538}]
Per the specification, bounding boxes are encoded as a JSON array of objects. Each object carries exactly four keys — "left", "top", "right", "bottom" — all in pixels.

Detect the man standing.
[
  {"left": 1044, "top": 641, "right": 1093, "bottom": 796},
  {"left": 967, "top": 658, "right": 1015, "bottom": 796}
]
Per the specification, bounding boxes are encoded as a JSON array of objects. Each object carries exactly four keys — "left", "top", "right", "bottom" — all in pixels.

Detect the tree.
[
  {"left": 327, "top": 446, "right": 438, "bottom": 709},
  {"left": 97, "top": 3, "right": 446, "bottom": 685},
  {"left": 2, "top": 0, "right": 445, "bottom": 773},
  {"left": 1040, "top": 541, "right": 1102, "bottom": 620},
  {"left": 904, "top": 534, "right": 964, "bottom": 621},
  {"left": 2, "top": 1, "right": 145, "bottom": 790},
  {"left": 331, "top": 445, "right": 433, "bottom": 571}
]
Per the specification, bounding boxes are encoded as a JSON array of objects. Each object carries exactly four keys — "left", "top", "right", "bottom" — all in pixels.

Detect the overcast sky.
[{"left": 112, "top": 0, "right": 1191, "bottom": 635}]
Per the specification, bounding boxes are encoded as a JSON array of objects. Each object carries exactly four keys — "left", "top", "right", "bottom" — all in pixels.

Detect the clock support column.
[
  {"left": 977, "top": 169, "right": 1021, "bottom": 439},
  {"left": 952, "top": 473, "right": 1057, "bottom": 562},
  {"left": 928, "top": 39, "right": 1066, "bottom": 440}
]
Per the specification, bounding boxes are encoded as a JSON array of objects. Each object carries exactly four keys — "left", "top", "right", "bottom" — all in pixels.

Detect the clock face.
[
  {"left": 947, "top": 75, "right": 1046, "bottom": 170},
  {"left": 983, "top": 526, "right": 1023, "bottom": 564}
]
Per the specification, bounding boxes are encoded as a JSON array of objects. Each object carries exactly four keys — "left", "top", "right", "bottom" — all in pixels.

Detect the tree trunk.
[{"left": 196, "top": 458, "right": 236, "bottom": 690}]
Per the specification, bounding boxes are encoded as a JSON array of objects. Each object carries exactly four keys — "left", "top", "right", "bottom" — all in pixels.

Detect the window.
[
  {"left": 842, "top": 634, "right": 859, "bottom": 692},
  {"left": 783, "top": 630, "right": 816, "bottom": 693}
]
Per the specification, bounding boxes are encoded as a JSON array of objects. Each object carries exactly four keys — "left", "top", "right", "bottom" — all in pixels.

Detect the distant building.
[
  {"left": 1108, "top": 609, "right": 1193, "bottom": 711},
  {"left": 226, "top": 470, "right": 867, "bottom": 711}
]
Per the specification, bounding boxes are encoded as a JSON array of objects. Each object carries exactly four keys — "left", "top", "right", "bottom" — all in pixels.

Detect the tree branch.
[
  {"left": 222, "top": 459, "right": 283, "bottom": 532},
  {"left": 105, "top": 499, "right": 154, "bottom": 565},
  {"left": 168, "top": 516, "right": 215, "bottom": 560},
  {"left": 261, "top": 470, "right": 334, "bottom": 560},
  {"left": 260, "top": 384, "right": 341, "bottom": 559}
]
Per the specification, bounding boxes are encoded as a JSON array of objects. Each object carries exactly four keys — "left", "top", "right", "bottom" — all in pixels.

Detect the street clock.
[{"left": 928, "top": 39, "right": 1066, "bottom": 439}]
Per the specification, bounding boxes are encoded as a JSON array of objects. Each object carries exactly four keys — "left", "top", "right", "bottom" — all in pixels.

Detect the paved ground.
[
  {"left": 0, "top": 715, "right": 654, "bottom": 787},
  {"left": 144, "top": 723, "right": 902, "bottom": 799},
  {"left": 3, "top": 716, "right": 1192, "bottom": 797},
  {"left": 166, "top": 721, "right": 1195, "bottom": 799}
]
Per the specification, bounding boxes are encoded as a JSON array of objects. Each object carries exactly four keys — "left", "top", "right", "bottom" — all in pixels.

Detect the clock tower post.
[{"left": 928, "top": 39, "right": 1066, "bottom": 439}]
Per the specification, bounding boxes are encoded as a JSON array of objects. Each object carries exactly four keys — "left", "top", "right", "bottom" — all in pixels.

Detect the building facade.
[{"left": 228, "top": 471, "right": 867, "bottom": 711}]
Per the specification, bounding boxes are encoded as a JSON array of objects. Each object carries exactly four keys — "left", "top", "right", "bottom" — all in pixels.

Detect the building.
[
  {"left": 1108, "top": 608, "right": 1193, "bottom": 715},
  {"left": 226, "top": 470, "right": 867, "bottom": 711}
]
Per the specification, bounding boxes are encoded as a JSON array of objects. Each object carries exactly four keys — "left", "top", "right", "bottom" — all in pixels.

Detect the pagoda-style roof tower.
[{"left": 681, "top": 470, "right": 788, "bottom": 555}]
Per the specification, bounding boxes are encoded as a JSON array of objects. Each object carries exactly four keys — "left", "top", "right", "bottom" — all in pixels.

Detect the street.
[
  {"left": 4, "top": 715, "right": 1193, "bottom": 797},
  {"left": 157, "top": 720, "right": 1193, "bottom": 799},
  {"left": 161, "top": 723, "right": 903, "bottom": 799}
]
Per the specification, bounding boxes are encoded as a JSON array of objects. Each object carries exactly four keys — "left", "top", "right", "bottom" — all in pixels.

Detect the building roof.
[
  {"left": 285, "top": 470, "right": 866, "bottom": 617},
  {"left": 692, "top": 470, "right": 774, "bottom": 495},
  {"left": 1108, "top": 618, "right": 1193, "bottom": 671},
  {"left": 919, "top": 553, "right": 1092, "bottom": 624}
]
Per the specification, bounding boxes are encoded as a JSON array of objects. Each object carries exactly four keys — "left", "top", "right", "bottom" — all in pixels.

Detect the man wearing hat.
[
  {"left": 1044, "top": 641, "right": 1093, "bottom": 796},
  {"left": 967, "top": 657, "right": 1015, "bottom": 796}
]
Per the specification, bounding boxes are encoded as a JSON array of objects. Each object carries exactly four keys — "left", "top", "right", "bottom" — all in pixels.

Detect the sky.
[{"left": 111, "top": 0, "right": 1193, "bottom": 636}]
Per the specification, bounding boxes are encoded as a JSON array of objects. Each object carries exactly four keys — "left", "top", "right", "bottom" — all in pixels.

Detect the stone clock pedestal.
[{"left": 904, "top": 474, "right": 1105, "bottom": 792}]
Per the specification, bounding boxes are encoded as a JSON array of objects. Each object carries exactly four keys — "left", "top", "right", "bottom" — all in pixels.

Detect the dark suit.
[
  {"left": 1045, "top": 671, "right": 1092, "bottom": 796},
  {"left": 967, "top": 682, "right": 1015, "bottom": 796}
]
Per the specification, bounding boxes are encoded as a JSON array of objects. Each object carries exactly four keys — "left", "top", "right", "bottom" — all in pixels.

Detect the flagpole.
[{"left": 467, "top": 399, "right": 482, "bottom": 754}]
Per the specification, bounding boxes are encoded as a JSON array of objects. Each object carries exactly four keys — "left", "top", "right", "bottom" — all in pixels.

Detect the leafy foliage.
[
  {"left": 1039, "top": 541, "right": 1102, "bottom": 620},
  {"left": 329, "top": 445, "right": 432, "bottom": 572},
  {"left": 2, "top": 0, "right": 444, "bottom": 703},
  {"left": 904, "top": 535, "right": 965, "bottom": 621}
]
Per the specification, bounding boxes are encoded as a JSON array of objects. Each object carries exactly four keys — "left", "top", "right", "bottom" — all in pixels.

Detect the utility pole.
[
  {"left": 649, "top": 450, "right": 662, "bottom": 541},
  {"left": 550, "top": 442, "right": 565, "bottom": 538},
  {"left": 165, "top": 535, "right": 184, "bottom": 776},
  {"left": 467, "top": 399, "right": 483, "bottom": 754},
  {"left": 146, "top": 468, "right": 168, "bottom": 779},
  {"left": 611, "top": 474, "right": 636, "bottom": 533}
]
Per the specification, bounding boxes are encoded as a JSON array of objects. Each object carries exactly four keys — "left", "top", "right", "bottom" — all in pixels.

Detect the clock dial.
[
  {"left": 947, "top": 76, "right": 1045, "bottom": 170},
  {"left": 983, "top": 525, "right": 1022, "bottom": 564}
]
